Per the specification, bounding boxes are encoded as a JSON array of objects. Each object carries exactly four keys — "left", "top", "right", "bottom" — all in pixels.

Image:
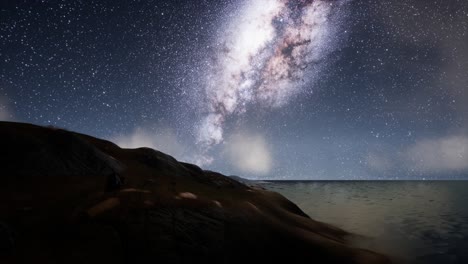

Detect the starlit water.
[{"left": 261, "top": 181, "right": 468, "bottom": 264}]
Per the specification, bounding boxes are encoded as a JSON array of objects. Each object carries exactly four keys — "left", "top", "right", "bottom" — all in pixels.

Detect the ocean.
[{"left": 261, "top": 181, "right": 468, "bottom": 264}]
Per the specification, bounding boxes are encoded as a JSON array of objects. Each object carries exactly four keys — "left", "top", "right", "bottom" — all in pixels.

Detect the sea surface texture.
[{"left": 262, "top": 181, "right": 468, "bottom": 264}]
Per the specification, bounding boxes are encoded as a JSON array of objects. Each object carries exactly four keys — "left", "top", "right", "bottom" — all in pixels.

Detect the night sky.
[{"left": 1, "top": 0, "right": 467, "bottom": 179}]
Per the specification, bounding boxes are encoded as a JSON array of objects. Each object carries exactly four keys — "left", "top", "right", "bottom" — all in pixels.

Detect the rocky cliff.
[{"left": 0, "top": 121, "right": 390, "bottom": 264}]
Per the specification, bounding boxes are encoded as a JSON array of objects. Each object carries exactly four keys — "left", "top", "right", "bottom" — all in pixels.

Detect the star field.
[{"left": 1, "top": 0, "right": 467, "bottom": 179}]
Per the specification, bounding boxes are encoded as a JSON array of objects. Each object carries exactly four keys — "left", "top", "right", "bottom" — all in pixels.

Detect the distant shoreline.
[{"left": 258, "top": 179, "right": 468, "bottom": 182}]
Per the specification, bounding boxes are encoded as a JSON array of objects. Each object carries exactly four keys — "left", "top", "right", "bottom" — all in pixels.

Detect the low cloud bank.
[
  {"left": 113, "top": 128, "right": 275, "bottom": 176},
  {"left": 113, "top": 127, "right": 186, "bottom": 161},
  {"left": 224, "top": 132, "right": 273, "bottom": 175},
  {"left": 366, "top": 135, "right": 468, "bottom": 175},
  {"left": 404, "top": 135, "right": 468, "bottom": 173}
]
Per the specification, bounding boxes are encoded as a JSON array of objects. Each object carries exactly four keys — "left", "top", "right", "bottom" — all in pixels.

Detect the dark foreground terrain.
[{"left": 0, "top": 121, "right": 390, "bottom": 264}]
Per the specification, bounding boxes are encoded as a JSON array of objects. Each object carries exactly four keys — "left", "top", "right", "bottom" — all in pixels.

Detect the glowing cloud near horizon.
[{"left": 196, "top": 0, "right": 349, "bottom": 165}]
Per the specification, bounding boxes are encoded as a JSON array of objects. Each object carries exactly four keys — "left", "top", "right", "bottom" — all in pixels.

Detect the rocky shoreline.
[{"left": 0, "top": 121, "right": 390, "bottom": 264}]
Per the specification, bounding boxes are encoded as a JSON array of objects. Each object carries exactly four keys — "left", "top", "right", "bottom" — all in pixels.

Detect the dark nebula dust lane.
[{"left": 196, "top": 0, "right": 350, "bottom": 164}]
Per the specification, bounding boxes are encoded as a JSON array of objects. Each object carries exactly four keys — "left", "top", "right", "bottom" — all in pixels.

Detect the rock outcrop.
[{"left": 0, "top": 121, "right": 390, "bottom": 264}]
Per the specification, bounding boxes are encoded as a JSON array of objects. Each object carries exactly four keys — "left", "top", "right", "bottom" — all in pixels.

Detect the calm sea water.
[{"left": 261, "top": 181, "right": 468, "bottom": 264}]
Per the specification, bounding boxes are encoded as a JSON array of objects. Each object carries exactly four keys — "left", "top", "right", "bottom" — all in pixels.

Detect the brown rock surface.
[{"left": 0, "top": 121, "right": 391, "bottom": 264}]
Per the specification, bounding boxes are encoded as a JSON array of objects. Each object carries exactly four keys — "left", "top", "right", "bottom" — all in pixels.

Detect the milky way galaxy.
[
  {"left": 3, "top": 0, "right": 468, "bottom": 179},
  {"left": 196, "top": 0, "right": 350, "bottom": 163}
]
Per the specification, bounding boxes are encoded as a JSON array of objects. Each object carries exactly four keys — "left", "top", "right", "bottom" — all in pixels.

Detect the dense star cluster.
[
  {"left": 1, "top": 0, "right": 467, "bottom": 179},
  {"left": 197, "top": 0, "right": 348, "bottom": 150}
]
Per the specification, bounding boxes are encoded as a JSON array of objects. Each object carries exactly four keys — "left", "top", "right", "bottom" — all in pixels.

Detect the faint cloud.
[
  {"left": 113, "top": 127, "right": 186, "bottom": 161},
  {"left": 0, "top": 96, "right": 13, "bottom": 121},
  {"left": 403, "top": 135, "right": 468, "bottom": 173},
  {"left": 224, "top": 132, "right": 273, "bottom": 175},
  {"left": 365, "top": 151, "right": 394, "bottom": 172},
  {"left": 365, "top": 135, "right": 468, "bottom": 175}
]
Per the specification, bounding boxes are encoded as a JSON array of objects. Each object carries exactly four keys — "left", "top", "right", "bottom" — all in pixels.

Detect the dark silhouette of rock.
[
  {"left": 0, "top": 121, "right": 391, "bottom": 264},
  {"left": 0, "top": 222, "right": 14, "bottom": 256},
  {"left": 228, "top": 175, "right": 250, "bottom": 183}
]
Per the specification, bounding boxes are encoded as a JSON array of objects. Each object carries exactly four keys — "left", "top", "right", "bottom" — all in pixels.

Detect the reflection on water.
[{"left": 261, "top": 181, "right": 468, "bottom": 264}]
